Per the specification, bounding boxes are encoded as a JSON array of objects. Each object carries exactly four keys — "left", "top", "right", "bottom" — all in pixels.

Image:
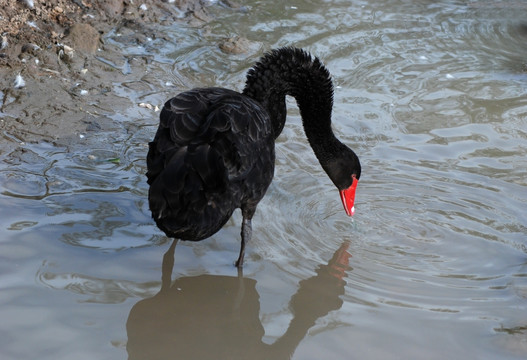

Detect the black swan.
[{"left": 146, "top": 47, "right": 361, "bottom": 267}]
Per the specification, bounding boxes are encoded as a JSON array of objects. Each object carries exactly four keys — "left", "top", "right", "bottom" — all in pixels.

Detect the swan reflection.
[{"left": 126, "top": 241, "right": 351, "bottom": 359}]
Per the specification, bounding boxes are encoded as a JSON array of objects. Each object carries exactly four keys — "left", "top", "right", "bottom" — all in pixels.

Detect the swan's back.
[{"left": 147, "top": 87, "right": 275, "bottom": 241}]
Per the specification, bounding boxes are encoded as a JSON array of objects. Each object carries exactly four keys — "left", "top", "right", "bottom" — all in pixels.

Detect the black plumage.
[{"left": 147, "top": 47, "right": 361, "bottom": 267}]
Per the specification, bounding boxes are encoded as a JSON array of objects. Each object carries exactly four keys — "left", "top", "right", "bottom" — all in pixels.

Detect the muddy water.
[{"left": 1, "top": 1, "right": 527, "bottom": 359}]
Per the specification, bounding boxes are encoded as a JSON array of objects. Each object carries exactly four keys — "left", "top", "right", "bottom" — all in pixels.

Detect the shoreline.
[{"left": 0, "top": 0, "right": 219, "bottom": 145}]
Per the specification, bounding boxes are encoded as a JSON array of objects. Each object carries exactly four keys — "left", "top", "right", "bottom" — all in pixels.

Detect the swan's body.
[{"left": 147, "top": 47, "right": 361, "bottom": 266}]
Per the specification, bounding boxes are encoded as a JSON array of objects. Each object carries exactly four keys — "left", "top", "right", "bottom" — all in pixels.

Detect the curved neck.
[
  {"left": 242, "top": 48, "right": 361, "bottom": 193},
  {"left": 242, "top": 48, "right": 335, "bottom": 147}
]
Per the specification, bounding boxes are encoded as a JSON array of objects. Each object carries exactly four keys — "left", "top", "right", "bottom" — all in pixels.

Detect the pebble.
[
  {"left": 139, "top": 103, "right": 160, "bottom": 111},
  {"left": 27, "top": 21, "right": 39, "bottom": 29},
  {"left": 1, "top": 35, "right": 7, "bottom": 50},
  {"left": 19, "top": 0, "right": 34, "bottom": 9},
  {"left": 58, "top": 44, "right": 75, "bottom": 62},
  {"left": 65, "top": 24, "right": 100, "bottom": 54},
  {"left": 218, "top": 36, "right": 251, "bottom": 54},
  {"left": 98, "top": 0, "right": 124, "bottom": 17},
  {"left": 21, "top": 43, "right": 41, "bottom": 54}
]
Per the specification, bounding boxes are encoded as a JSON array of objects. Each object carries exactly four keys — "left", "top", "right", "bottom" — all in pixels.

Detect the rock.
[
  {"left": 19, "top": 0, "right": 34, "bottom": 9},
  {"left": 57, "top": 44, "right": 75, "bottom": 62},
  {"left": 65, "top": 23, "right": 100, "bottom": 55},
  {"left": 219, "top": 36, "right": 251, "bottom": 54},
  {"left": 97, "top": 0, "right": 124, "bottom": 18},
  {"left": 21, "top": 43, "right": 41, "bottom": 55},
  {"left": 1, "top": 35, "right": 8, "bottom": 50}
]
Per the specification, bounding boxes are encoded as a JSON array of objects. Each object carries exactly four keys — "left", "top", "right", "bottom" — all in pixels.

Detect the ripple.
[{"left": 1, "top": 2, "right": 526, "bottom": 358}]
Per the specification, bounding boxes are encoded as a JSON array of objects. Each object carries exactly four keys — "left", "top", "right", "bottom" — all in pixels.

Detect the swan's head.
[{"left": 322, "top": 147, "right": 361, "bottom": 217}]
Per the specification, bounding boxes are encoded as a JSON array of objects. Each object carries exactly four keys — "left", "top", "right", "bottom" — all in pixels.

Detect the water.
[{"left": 1, "top": 0, "right": 527, "bottom": 359}]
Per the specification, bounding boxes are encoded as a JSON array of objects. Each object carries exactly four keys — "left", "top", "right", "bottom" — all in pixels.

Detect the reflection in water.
[{"left": 126, "top": 241, "right": 351, "bottom": 360}]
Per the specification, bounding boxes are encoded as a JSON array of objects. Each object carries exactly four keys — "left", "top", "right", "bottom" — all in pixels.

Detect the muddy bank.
[{"left": 0, "top": 0, "right": 242, "bottom": 147}]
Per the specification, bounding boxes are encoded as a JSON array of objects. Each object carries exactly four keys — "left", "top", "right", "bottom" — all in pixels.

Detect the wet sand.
[{"left": 0, "top": 0, "right": 234, "bottom": 147}]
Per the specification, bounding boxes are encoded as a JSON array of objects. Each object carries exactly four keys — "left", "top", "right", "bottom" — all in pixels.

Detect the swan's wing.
[
  {"left": 146, "top": 88, "right": 273, "bottom": 237},
  {"left": 203, "top": 93, "right": 272, "bottom": 181},
  {"left": 146, "top": 89, "right": 212, "bottom": 186},
  {"left": 147, "top": 87, "right": 272, "bottom": 184}
]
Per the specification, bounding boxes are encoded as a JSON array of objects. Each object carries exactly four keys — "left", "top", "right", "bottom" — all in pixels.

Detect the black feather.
[{"left": 147, "top": 48, "right": 361, "bottom": 266}]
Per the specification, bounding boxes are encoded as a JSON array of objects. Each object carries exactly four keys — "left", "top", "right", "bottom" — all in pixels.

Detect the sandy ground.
[{"left": 0, "top": 0, "right": 239, "bottom": 146}]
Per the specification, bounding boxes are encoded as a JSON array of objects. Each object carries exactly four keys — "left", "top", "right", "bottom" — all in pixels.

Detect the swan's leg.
[
  {"left": 161, "top": 239, "right": 178, "bottom": 292},
  {"left": 235, "top": 217, "right": 252, "bottom": 268}
]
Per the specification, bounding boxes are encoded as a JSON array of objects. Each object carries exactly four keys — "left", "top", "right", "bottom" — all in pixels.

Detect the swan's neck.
[
  {"left": 242, "top": 48, "right": 335, "bottom": 148},
  {"left": 243, "top": 48, "right": 361, "bottom": 192}
]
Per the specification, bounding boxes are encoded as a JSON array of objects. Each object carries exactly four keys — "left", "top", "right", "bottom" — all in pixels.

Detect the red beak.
[{"left": 339, "top": 176, "right": 358, "bottom": 216}]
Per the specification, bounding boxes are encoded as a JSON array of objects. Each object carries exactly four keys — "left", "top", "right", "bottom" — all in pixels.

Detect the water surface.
[{"left": 1, "top": 1, "right": 526, "bottom": 359}]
